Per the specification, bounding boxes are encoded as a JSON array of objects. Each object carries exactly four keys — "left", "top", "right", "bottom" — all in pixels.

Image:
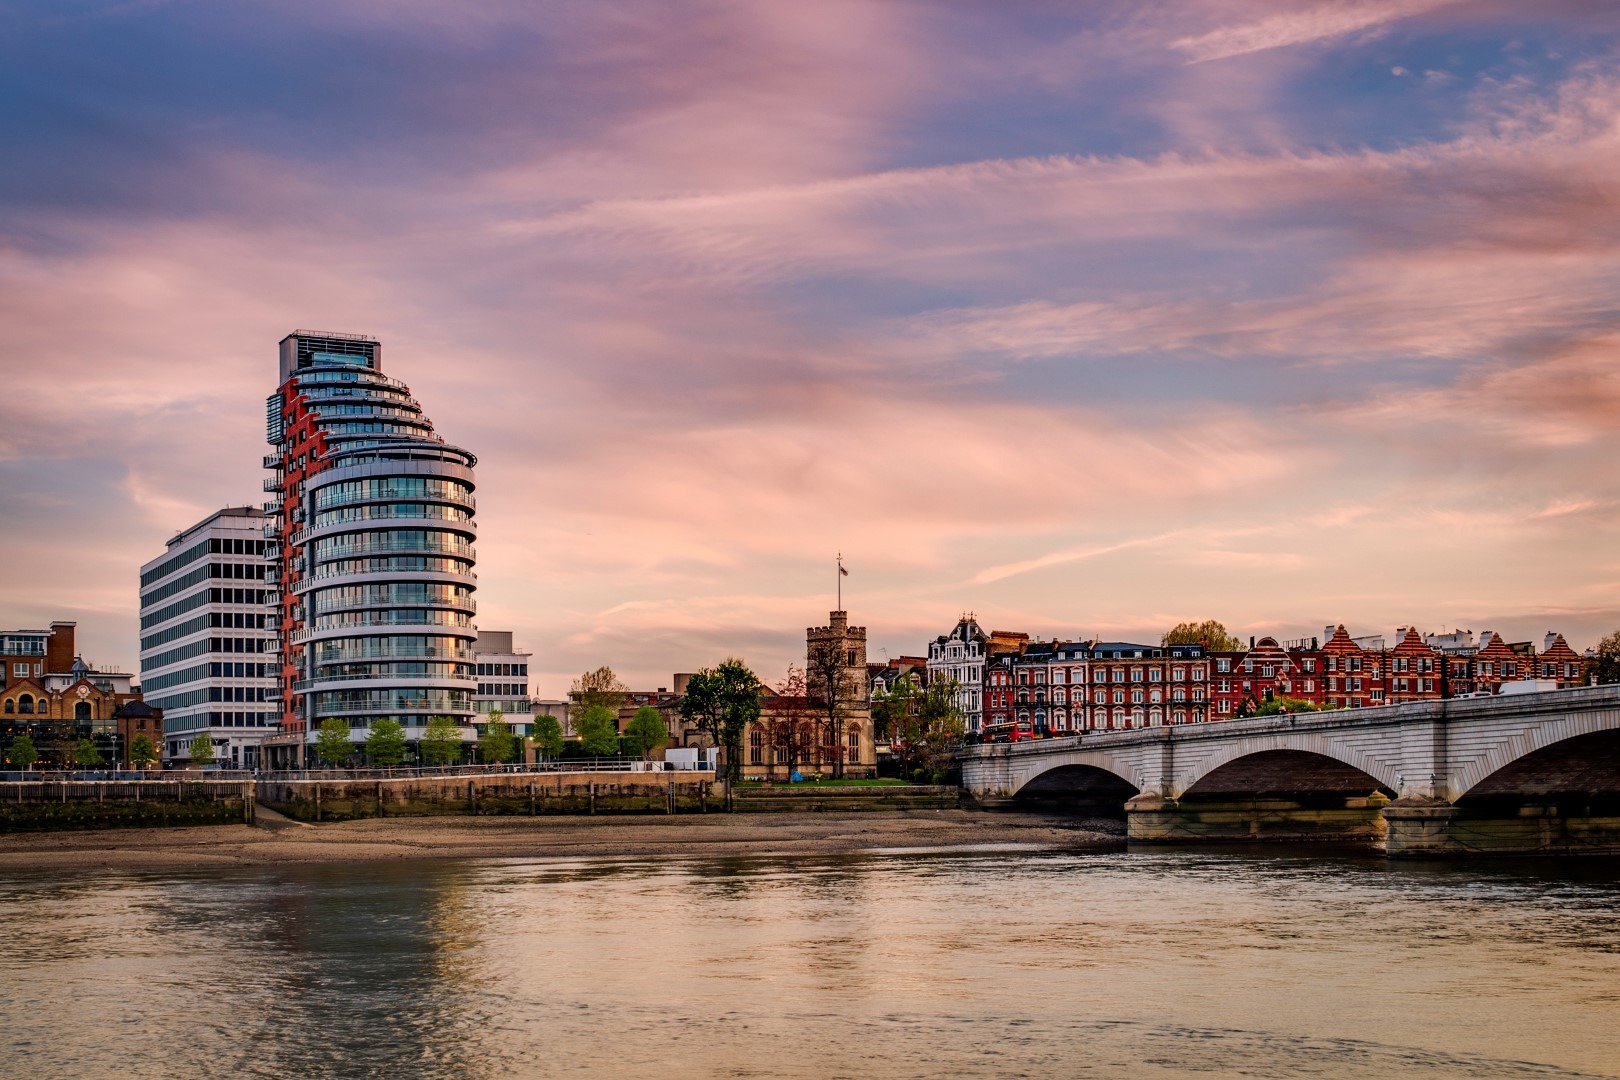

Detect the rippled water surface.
[{"left": 3, "top": 845, "right": 1620, "bottom": 1078}]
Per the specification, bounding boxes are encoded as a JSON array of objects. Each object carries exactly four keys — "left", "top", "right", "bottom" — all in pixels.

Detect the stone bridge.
[{"left": 959, "top": 684, "right": 1620, "bottom": 856}]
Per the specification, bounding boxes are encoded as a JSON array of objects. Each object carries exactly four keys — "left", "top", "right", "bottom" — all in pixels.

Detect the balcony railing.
[{"left": 294, "top": 673, "right": 476, "bottom": 692}]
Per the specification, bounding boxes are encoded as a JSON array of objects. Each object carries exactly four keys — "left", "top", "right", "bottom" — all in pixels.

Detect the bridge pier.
[
  {"left": 1383, "top": 796, "right": 1620, "bottom": 857},
  {"left": 1125, "top": 791, "right": 1390, "bottom": 845}
]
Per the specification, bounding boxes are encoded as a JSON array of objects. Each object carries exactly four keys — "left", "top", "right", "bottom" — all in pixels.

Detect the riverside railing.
[{"left": 255, "top": 760, "right": 707, "bottom": 783}]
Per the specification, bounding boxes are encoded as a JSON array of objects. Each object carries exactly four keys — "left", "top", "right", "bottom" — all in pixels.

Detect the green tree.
[
  {"left": 188, "top": 733, "right": 216, "bottom": 767},
  {"left": 531, "top": 714, "right": 565, "bottom": 759},
  {"left": 871, "top": 675, "right": 918, "bottom": 743},
  {"left": 902, "top": 678, "right": 966, "bottom": 782},
  {"left": 1590, "top": 629, "right": 1620, "bottom": 685},
  {"left": 366, "top": 718, "right": 408, "bottom": 767},
  {"left": 1163, "top": 619, "right": 1244, "bottom": 653},
  {"left": 7, "top": 734, "right": 37, "bottom": 771},
  {"left": 622, "top": 706, "right": 668, "bottom": 759},
  {"left": 419, "top": 716, "right": 463, "bottom": 766},
  {"left": 74, "top": 738, "right": 104, "bottom": 770},
  {"left": 315, "top": 718, "right": 354, "bottom": 767},
  {"left": 678, "top": 658, "right": 762, "bottom": 783},
  {"left": 129, "top": 734, "right": 157, "bottom": 769},
  {"left": 575, "top": 704, "right": 620, "bottom": 756},
  {"left": 480, "top": 710, "right": 517, "bottom": 765},
  {"left": 571, "top": 666, "right": 630, "bottom": 714},
  {"left": 1253, "top": 697, "right": 1331, "bottom": 717}
]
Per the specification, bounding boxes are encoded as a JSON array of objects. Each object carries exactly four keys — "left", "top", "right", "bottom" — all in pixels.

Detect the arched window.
[
  {"left": 1132, "top": 707, "right": 1146, "bottom": 727},
  {"left": 17, "top": 695, "right": 32, "bottom": 715},
  {"left": 1173, "top": 709, "right": 1187, "bottom": 724},
  {"left": 749, "top": 726, "right": 764, "bottom": 765},
  {"left": 1149, "top": 707, "right": 1163, "bottom": 726},
  {"left": 1149, "top": 689, "right": 1162, "bottom": 704},
  {"left": 1112, "top": 706, "right": 1126, "bottom": 728},
  {"left": 2, "top": 700, "right": 11, "bottom": 714},
  {"left": 847, "top": 726, "right": 860, "bottom": 759},
  {"left": 75, "top": 701, "right": 91, "bottom": 723}
]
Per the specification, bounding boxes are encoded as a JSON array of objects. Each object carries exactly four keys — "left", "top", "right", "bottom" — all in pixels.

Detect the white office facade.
[
  {"left": 138, "top": 507, "right": 279, "bottom": 766},
  {"left": 472, "top": 629, "right": 535, "bottom": 737}
]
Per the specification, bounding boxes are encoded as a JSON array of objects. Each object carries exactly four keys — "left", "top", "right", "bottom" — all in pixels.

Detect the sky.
[{"left": 3, "top": 0, "right": 1620, "bottom": 696}]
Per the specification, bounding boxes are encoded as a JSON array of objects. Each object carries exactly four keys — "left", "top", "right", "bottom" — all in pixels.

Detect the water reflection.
[{"left": 0, "top": 847, "right": 1618, "bottom": 1078}]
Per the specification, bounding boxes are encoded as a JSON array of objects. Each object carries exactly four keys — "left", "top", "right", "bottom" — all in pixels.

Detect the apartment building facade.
[{"left": 263, "top": 331, "right": 479, "bottom": 765}]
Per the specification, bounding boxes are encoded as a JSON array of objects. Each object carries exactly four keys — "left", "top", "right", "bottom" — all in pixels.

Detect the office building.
[
  {"left": 137, "top": 507, "right": 278, "bottom": 766},
  {"left": 473, "top": 630, "right": 533, "bottom": 736}
]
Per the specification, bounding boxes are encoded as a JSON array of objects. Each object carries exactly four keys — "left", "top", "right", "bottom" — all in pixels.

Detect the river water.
[{"left": 2, "top": 844, "right": 1618, "bottom": 1079}]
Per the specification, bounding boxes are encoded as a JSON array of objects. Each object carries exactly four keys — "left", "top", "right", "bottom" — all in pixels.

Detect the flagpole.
[{"left": 837, "top": 552, "right": 842, "bottom": 610}]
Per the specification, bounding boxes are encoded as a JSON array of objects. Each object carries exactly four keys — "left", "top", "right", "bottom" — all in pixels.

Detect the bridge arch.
[
  {"left": 1019, "top": 762, "right": 1140, "bottom": 796},
  {"left": 1180, "top": 749, "right": 1394, "bottom": 800},
  {"left": 1455, "top": 712, "right": 1620, "bottom": 798},
  {"left": 1174, "top": 734, "right": 1400, "bottom": 798},
  {"left": 1457, "top": 727, "right": 1620, "bottom": 804}
]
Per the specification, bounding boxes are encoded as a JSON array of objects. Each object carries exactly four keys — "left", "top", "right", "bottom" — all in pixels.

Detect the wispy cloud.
[
  {"left": 973, "top": 532, "right": 1187, "bottom": 585},
  {"left": 1171, "top": 0, "right": 1456, "bottom": 63}
]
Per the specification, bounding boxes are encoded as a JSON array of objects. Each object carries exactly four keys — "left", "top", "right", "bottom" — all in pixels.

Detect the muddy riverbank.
[{"left": 0, "top": 809, "right": 1123, "bottom": 870}]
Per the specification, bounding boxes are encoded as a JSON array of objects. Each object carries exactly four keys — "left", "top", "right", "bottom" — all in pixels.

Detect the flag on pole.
[{"left": 840, "top": 564, "right": 849, "bottom": 576}]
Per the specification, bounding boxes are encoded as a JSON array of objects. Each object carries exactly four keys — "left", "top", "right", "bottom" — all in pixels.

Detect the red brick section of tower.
[{"left": 266, "top": 374, "right": 332, "bottom": 740}]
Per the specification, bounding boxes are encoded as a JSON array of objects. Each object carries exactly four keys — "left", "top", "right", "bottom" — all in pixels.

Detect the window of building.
[
  {"left": 1217, "top": 659, "right": 1231, "bottom": 673},
  {"left": 1172, "top": 667, "right": 1185, "bottom": 681},
  {"left": 1131, "top": 669, "right": 1144, "bottom": 683},
  {"left": 1112, "top": 690, "right": 1124, "bottom": 705},
  {"left": 749, "top": 727, "right": 763, "bottom": 765}
]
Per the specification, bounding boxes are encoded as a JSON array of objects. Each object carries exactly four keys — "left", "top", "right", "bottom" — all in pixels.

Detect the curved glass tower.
[{"left": 265, "top": 331, "right": 477, "bottom": 762}]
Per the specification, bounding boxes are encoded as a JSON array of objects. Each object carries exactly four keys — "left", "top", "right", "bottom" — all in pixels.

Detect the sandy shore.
[{"left": 0, "top": 809, "right": 1123, "bottom": 871}]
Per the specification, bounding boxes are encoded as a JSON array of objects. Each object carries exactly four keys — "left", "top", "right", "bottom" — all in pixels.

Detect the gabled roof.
[{"left": 1321, "top": 624, "right": 1362, "bottom": 653}]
